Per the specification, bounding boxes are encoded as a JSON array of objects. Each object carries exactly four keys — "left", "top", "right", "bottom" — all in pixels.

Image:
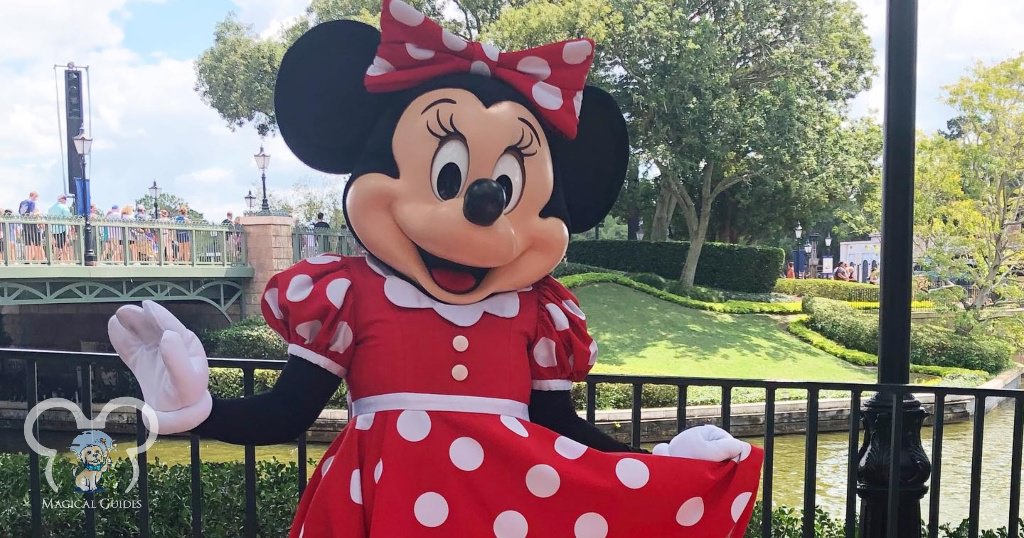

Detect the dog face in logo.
[{"left": 70, "top": 430, "right": 114, "bottom": 493}]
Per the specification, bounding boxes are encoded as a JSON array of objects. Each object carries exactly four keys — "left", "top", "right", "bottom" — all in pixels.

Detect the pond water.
[{"left": 4, "top": 402, "right": 1021, "bottom": 530}]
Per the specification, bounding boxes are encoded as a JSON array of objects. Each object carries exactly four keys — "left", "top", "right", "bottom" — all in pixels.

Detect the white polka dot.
[
  {"left": 349, "top": 469, "right": 363, "bottom": 505},
  {"left": 397, "top": 410, "right": 431, "bottom": 442},
  {"left": 305, "top": 254, "right": 341, "bottom": 265},
  {"left": 389, "top": 0, "right": 425, "bottom": 26},
  {"left": 676, "top": 497, "right": 704, "bottom": 526},
  {"left": 532, "top": 337, "right": 558, "bottom": 368},
  {"left": 532, "top": 82, "right": 563, "bottom": 110},
  {"left": 482, "top": 42, "right": 501, "bottom": 62},
  {"left": 286, "top": 274, "right": 314, "bottom": 302},
  {"left": 731, "top": 492, "right": 753, "bottom": 522},
  {"left": 615, "top": 458, "right": 650, "bottom": 489},
  {"left": 406, "top": 43, "right": 435, "bottom": 60},
  {"left": 493, "top": 510, "right": 528, "bottom": 538},
  {"left": 451, "top": 364, "right": 468, "bottom": 381},
  {"left": 501, "top": 415, "right": 529, "bottom": 437},
  {"left": 525, "top": 464, "right": 560, "bottom": 498},
  {"left": 263, "top": 288, "right": 283, "bottom": 319},
  {"left": 452, "top": 335, "right": 469, "bottom": 352},
  {"left": 554, "top": 436, "right": 587, "bottom": 460},
  {"left": 374, "top": 459, "right": 383, "bottom": 483},
  {"left": 366, "top": 55, "right": 395, "bottom": 77},
  {"left": 544, "top": 303, "right": 570, "bottom": 331},
  {"left": 325, "top": 278, "right": 351, "bottom": 309},
  {"left": 320, "top": 455, "right": 334, "bottom": 477},
  {"left": 442, "top": 30, "right": 468, "bottom": 51},
  {"left": 588, "top": 340, "right": 599, "bottom": 366},
  {"left": 329, "top": 322, "right": 353, "bottom": 353},
  {"left": 470, "top": 61, "right": 491, "bottom": 77},
  {"left": 355, "top": 412, "right": 375, "bottom": 430},
  {"left": 295, "top": 320, "right": 322, "bottom": 344},
  {"left": 516, "top": 56, "right": 551, "bottom": 80},
  {"left": 573, "top": 513, "right": 608, "bottom": 538},
  {"left": 414, "top": 492, "right": 449, "bottom": 527},
  {"left": 449, "top": 437, "right": 484, "bottom": 471},
  {"left": 573, "top": 90, "right": 584, "bottom": 118},
  {"left": 563, "top": 299, "right": 586, "bottom": 319},
  {"left": 562, "top": 40, "right": 593, "bottom": 64}
]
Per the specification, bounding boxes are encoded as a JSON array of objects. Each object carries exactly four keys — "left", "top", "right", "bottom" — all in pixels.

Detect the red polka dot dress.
[{"left": 262, "top": 255, "right": 763, "bottom": 537}]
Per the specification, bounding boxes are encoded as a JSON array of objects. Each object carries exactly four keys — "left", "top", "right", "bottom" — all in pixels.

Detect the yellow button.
[
  {"left": 452, "top": 335, "right": 469, "bottom": 352},
  {"left": 452, "top": 364, "right": 469, "bottom": 381}
]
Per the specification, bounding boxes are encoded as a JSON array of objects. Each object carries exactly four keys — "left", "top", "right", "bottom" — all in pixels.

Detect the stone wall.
[{"left": 238, "top": 215, "right": 295, "bottom": 318}]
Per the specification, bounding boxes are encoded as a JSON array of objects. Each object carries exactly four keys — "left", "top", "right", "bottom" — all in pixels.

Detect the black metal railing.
[{"left": 2, "top": 348, "right": 1022, "bottom": 538}]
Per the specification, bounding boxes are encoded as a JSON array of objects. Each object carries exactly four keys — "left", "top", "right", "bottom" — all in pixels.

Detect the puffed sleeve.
[
  {"left": 529, "top": 276, "right": 598, "bottom": 390},
  {"left": 261, "top": 254, "right": 355, "bottom": 377}
]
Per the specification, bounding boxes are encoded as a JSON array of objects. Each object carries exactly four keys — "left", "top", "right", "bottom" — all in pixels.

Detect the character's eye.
[
  {"left": 493, "top": 152, "right": 525, "bottom": 213},
  {"left": 430, "top": 138, "right": 469, "bottom": 201}
]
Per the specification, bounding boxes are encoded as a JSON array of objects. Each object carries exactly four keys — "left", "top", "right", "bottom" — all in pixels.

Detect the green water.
[{"left": 5, "top": 403, "right": 1021, "bottom": 530}]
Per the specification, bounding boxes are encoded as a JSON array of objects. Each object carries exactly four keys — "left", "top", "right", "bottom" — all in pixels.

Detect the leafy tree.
[
  {"left": 270, "top": 176, "right": 348, "bottom": 227},
  {"left": 918, "top": 53, "right": 1024, "bottom": 336}
]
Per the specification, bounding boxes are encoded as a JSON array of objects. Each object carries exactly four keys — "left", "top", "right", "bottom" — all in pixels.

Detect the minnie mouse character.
[{"left": 108, "top": 2, "right": 763, "bottom": 536}]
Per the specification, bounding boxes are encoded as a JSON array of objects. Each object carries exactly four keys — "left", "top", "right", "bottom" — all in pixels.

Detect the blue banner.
[{"left": 73, "top": 177, "right": 90, "bottom": 216}]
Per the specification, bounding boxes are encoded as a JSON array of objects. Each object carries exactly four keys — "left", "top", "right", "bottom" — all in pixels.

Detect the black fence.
[{"left": 2, "top": 348, "right": 1022, "bottom": 538}]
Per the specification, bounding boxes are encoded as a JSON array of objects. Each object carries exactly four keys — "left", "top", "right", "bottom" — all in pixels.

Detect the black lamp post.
[
  {"left": 73, "top": 129, "right": 96, "bottom": 266},
  {"left": 802, "top": 242, "right": 812, "bottom": 278},
  {"left": 254, "top": 146, "right": 271, "bottom": 213},
  {"left": 825, "top": 232, "right": 833, "bottom": 254},
  {"left": 245, "top": 190, "right": 257, "bottom": 213},
  {"left": 149, "top": 180, "right": 161, "bottom": 218}
]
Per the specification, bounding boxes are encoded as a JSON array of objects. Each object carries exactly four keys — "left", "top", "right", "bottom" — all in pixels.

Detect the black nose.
[{"left": 463, "top": 178, "right": 506, "bottom": 226}]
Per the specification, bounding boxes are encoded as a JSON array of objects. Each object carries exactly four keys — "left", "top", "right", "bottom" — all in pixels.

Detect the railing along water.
[
  {"left": 2, "top": 348, "right": 1022, "bottom": 538},
  {"left": 0, "top": 216, "right": 246, "bottom": 267},
  {"left": 292, "top": 227, "right": 359, "bottom": 262}
]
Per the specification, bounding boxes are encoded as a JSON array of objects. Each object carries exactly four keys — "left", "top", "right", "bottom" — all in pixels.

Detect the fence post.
[{"left": 857, "top": 393, "right": 930, "bottom": 537}]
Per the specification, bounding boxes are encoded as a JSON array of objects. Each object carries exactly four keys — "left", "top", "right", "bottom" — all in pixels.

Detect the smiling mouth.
[{"left": 416, "top": 246, "right": 490, "bottom": 294}]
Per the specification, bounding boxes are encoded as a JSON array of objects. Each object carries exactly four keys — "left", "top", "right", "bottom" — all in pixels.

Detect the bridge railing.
[
  {"left": 0, "top": 216, "right": 246, "bottom": 267},
  {"left": 292, "top": 227, "right": 360, "bottom": 261},
  {"left": 1, "top": 347, "right": 1022, "bottom": 538}
]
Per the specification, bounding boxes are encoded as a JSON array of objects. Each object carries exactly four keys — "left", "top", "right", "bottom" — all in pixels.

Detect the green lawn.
[{"left": 576, "top": 283, "right": 876, "bottom": 382}]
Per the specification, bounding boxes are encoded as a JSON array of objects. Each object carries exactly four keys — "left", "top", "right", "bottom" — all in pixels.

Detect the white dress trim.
[
  {"left": 350, "top": 392, "right": 530, "bottom": 420},
  {"left": 288, "top": 344, "right": 347, "bottom": 377},
  {"left": 531, "top": 379, "right": 574, "bottom": 391}
]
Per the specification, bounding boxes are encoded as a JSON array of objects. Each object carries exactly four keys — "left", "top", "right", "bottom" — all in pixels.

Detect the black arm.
[
  {"left": 192, "top": 355, "right": 341, "bottom": 445},
  {"left": 529, "top": 389, "right": 647, "bottom": 453}
]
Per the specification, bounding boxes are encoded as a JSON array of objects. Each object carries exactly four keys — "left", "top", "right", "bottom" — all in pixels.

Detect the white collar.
[{"left": 365, "top": 256, "right": 529, "bottom": 327}]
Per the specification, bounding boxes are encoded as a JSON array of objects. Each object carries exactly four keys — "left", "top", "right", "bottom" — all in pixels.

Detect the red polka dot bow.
[{"left": 365, "top": 0, "right": 596, "bottom": 139}]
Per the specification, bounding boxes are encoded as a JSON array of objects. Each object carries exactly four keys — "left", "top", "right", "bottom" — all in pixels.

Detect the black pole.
[
  {"left": 260, "top": 171, "right": 270, "bottom": 212},
  {"left": 82, "top": 154, "right": 97, "bottom": 266},
  {"left": 857, "top": 0, "right": 931, "bottom": 536}
]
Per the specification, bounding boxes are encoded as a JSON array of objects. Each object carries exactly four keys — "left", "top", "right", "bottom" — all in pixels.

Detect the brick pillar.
[{"left": 240, "top": 215, "right": 294, "bottom": 318}]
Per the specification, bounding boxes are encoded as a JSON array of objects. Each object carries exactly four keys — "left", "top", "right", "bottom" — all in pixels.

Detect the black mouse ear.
[
  {"left": 552, "top": 86, "right": 629, "bottom": 234},
  {"left": 275, "top": 20, "right": 392, "bottom": 174}
]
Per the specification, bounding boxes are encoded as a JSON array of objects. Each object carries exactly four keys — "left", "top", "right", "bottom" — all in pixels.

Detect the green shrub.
[
  {"left": 803, "top": 299, "right": 1012, "bottom": 374},
  {"left": 205, "top": 316, "right": 287, "bottom": 360},
  {"left": 208, "top": 367, "right": 347, "bottom": 409},
  {"left": 668, "top": 282, "right": 726, "bottom": 303},
  {"left": 627, "top": 272, "right": 669, "bottom": 290},
  {"left": 566, "top": 240, "right": 785, "bottom": 293},
  {"left": 550, "top": 261, "right": 615, "bottom": 277},
  {"left": 776, "top": 279, "right": 884, "bottom": 302}
]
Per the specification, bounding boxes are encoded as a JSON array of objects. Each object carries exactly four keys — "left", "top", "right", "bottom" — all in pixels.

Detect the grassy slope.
[{"left": 575, "top": 283, "right": 876, "bottom": 382}]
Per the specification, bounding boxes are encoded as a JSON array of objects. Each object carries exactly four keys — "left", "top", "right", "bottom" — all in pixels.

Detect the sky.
[{"left": 0, "top": 0, "right": 1021, "bottom": 220}]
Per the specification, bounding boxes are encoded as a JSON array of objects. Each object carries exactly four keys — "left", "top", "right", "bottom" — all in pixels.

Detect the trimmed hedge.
[
  {"left": 774, "top": 278, "right": 883, "bottom": 302},
  {"left": 200, "top": 316, "right": 287, "bottom": 360},
  {"left": 803, "top": 298, "right": 1012, "bottom": 374},
  {"left": 561, "top": 273, "right": 802, "bottom": 314},
  {"left": 787, "top": 317, "right": 989, "bottom": 385},
  {"left": 566, "top": 240, "right": 785, "bottom": 293},
  {"left": 550, "top": 261, "right": 615, "bottom": 278}
]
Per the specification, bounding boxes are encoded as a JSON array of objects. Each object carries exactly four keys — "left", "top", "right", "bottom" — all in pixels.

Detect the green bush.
[
  {"left": 775, "top": 278, "right": 884, "bottom": 301},
  {"left": 550, "top": 261, "right": 617, "bottom": 277},
  {"left": 804, "top": 298, "right": 1012, "bottom": 374},
  {"left": 208, "top": 367, "right": 347, "bottom": 409},
  {"left": 205, "top": 316, "right": 287, "bottom": 360},
  {"left": 668, "top": 282, "right": 726, "bottom": 303},
  {"left": 627, "top": 272, "right": 669, "bottom": 290},
  {"left": 566, "top": 240, "right": 785, "bottom": 293}
]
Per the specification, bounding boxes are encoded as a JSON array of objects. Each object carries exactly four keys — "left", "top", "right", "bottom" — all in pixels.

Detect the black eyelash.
[
  {"left": 427, "top": 110, "right": 465, "bottom": 141},
  {"left": 510, "top": 127, "right": 537, "bottom": 157}
]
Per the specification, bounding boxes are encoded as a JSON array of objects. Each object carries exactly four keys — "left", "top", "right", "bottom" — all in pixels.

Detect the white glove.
[
  {"left": 652, "top": 424, "right": 752, "bottom": 462},
  {"left": 108, "top": 300, "right": 212, "bottom": 435}
]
